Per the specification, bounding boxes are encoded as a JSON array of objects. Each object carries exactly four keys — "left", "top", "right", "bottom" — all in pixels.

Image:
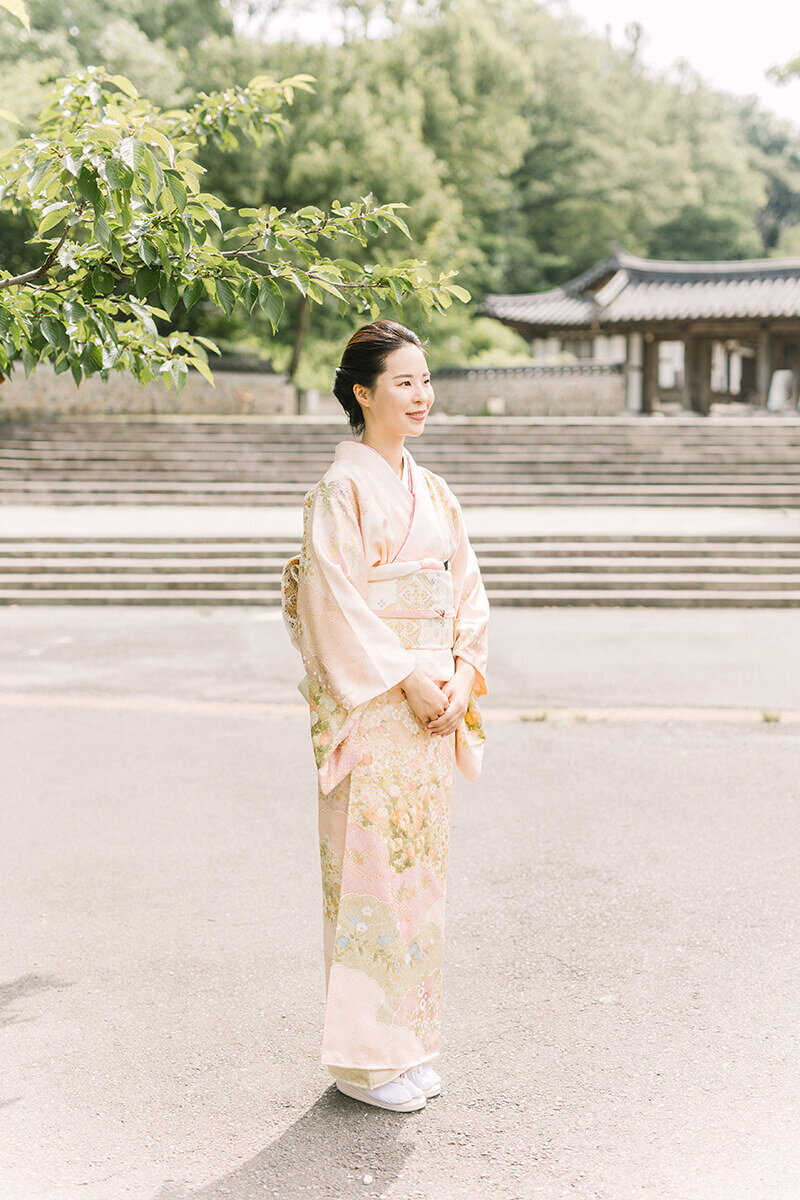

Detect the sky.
[
  {"left": 260, "top": 0, "right": 800, "bottom": 126},
  {"left": 564, "top": 0, "right": 799, "bottom": 124}
]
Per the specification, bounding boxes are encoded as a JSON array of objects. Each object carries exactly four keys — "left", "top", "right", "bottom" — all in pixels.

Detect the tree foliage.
[
  {"left": 0, "top": 66, "right": 469, "bottom": 389},
  {"left": 2, "top": 0, "right": 799, "bottom": 389}
]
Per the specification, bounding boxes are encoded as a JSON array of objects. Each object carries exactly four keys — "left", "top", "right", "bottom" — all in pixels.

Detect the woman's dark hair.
[{"left": 332, "top": 320, "right": 426, "bottom": 434}]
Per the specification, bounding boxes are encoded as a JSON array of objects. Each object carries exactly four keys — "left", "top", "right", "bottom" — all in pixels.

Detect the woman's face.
[{"left": 355, "top": 343, "right": 434, "bottom": 440}]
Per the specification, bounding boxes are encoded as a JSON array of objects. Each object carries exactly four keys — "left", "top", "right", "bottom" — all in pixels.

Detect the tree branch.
[{"left": 0, "top": 226, "right": 71, "bottom": 292}]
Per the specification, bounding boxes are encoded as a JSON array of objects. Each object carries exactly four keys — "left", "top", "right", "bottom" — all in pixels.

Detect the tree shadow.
[
  {"left": 153, "top": 1084, "right": 417, "bottom": 1200},
  {"left": 0, "top": 973, "right": 73, "bottom": 1028}
]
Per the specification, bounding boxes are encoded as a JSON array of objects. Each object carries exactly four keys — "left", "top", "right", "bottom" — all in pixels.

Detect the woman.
[{"left": 282, "top": 320, "right": 489, "bottom": 1113}]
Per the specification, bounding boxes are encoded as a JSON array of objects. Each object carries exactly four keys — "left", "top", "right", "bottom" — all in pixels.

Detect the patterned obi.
[{"left": 366, "top": 559, "right": 455, "bottom": 659}]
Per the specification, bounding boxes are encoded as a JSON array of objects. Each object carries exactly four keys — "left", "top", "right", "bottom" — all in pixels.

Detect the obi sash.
[
  {"left": 366, "top": 558, "right": 455, "bottom": 662},
  {"left": 281, "top": 554, "right": 485, "bottom": 782}
]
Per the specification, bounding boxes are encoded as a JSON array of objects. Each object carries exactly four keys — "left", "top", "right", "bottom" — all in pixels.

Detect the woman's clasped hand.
[{"left": 400, "top": 661, "right": 475, "bottom": 736}]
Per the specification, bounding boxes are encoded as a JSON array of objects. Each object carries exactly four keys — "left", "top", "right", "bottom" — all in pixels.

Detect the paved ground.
[{"left": 2, "top": 606, "right": 800, "bottom": 1200}]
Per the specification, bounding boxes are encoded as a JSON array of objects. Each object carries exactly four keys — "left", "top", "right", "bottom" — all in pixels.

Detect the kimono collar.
[{"left": 334, "top": 440, "right": 416, "bottom": 492}]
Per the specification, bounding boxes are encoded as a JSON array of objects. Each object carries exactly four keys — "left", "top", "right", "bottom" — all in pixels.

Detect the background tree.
[{"left": 3, "top": 0, "right": 799, "bottom": 391}]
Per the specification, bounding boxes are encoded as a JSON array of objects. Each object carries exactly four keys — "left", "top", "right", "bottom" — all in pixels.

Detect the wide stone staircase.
[
  {"left": 2, "top": 415, "right": 800, "bottom": 507},
  {"left": 2, "top": 415, "right": 799, "bottom": 605},
  {"left": 1, "top": 534, "right": 800, "bottom": 606}
]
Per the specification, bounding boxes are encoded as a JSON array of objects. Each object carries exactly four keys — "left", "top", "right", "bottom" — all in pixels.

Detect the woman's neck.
[{"left": 360, "top": 428, "right": 405, "bottom": 476}]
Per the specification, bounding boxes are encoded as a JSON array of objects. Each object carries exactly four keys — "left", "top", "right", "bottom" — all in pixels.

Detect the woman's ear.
[{"left": 354, "top": 383, "right": 371, "bottom": 409}]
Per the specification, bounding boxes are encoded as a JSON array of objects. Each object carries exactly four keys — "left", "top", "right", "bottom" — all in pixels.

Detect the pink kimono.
[{"left": 282, "top": 439, "right": 489, "bottom": 1087}]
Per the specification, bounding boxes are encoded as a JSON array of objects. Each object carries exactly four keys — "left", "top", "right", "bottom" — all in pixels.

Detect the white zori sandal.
[
  {"left": 401, "top": 1063, "right": 442, "bottom": 1098},
  {"left": 335, "top": 1074, "right": 426, "bottom": 1112}
]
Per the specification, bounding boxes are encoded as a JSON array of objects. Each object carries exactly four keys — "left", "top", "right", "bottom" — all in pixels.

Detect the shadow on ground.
[
  {"left": 0, "top": 973, "right": 73, "bottom": 1028},
  {"left": 154, "top": 1086, "right": 415, "bottom": 1200}
]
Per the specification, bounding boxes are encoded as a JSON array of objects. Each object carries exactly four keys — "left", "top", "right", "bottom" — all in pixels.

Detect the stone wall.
[
  {"left": 430, "top": 362, "right": 626, "bottom": 416},
  {"left": 0, "top": 359, "right": 625, "bottom": 418},
  {"left": 0, "top": 360, "right": 298, "bottom": 418}
]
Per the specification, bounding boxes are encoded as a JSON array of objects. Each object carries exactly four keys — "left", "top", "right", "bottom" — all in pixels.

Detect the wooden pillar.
[
  {"left": 756, "top": 327, "right": 772, "bottom": 407},
  {"left": 625, "top": 332, "right": 644, "bottom": 412},
  {"left": 684, "top": 335, "right": 697, "bottom": 411},
  {"left": 687, "top": 336, "right": 712, "bottom": 414},
  {"left": 642, "top": 333, "right": 658, "bottom": 414},
  {"left": 697, "top": 339, "right": 713, "bottom": 415},
  {"left": 787, "top": 343, "right": 800, "bottom": 409}
]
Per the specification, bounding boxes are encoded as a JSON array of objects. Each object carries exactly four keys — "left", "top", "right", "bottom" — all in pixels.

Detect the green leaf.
[
  {"left": 138, "top": 238, "right": 158, "bottom": 267},
  {"left": 94, "top": 213, "right": 110, "bottom": 248},
  {"left": 0, "top": 108, "right": 21, "bottom": 125},
  {"left": 135, "top": 265, "right": 160, "bottom": 298},
  {"left": 189, "top": 357, "right": 215, "bottom": 386},
  {"left": 241, "top": 279, "right": 259, "bottom": 314},
  {"left": 77, "top": 165, "right": 101, "bottom": 206},
  {"left": 182, "top": 277, "right": 204, "bottom": 312},
  {"left": 214, "top": 277, "right": 235, "bottom": 318},
  {"left": 171, "top": 360, "right": 188, "bottom": 393},
  {"left": 108, "top": 74, "right": 138, "bottom": 100},
  {"left": 166, "top": 174, "right": 187, "bottom": 213},
  {"left": 40, "top": 315, "right": 69, "bottom": 353},
  {"left": 63, "top": 301, "right": 88, "bottom": 325},
  {"left": 159, "top": 274, "right": 179, "bottom": 316},
  {"left": 445, "top": 284, "right": 471, "bottom": 303},
  {"left": 119, "top": 137, "right": 147, "bottom": 174},
  {"left": 91, "top": 265, "right": 115, "bottom": 295},
  {"left": 37, "top": 205, "right": 70, "bottom": 235},
  {"left": 70, "top": 362, "right": 82, "bottom": 386},
  {"left": 0, "top": 0, "right": 30, "bottom": 30},
  {"left": 105, "top": 158, "right": 133, "bottom": 191},
  {"left": 139, "top": 145, "right": 163, "bottom": 199},
  {"left": 81, "top": 343, "right": 103, "bottom": 373},
  {"left": 258, "top": 278, "right": 284, "bottom": 331},
  {"left": 309, "top": 275, "right": 346, "bottom": 303},
  {"left": 144, "top": 127, "right": 176, "bottom": 165}
]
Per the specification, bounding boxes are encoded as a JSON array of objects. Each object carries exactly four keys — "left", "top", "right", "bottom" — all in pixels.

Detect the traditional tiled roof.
[{"left": 480, "top": 250, "right": 800, "bottom": 331}]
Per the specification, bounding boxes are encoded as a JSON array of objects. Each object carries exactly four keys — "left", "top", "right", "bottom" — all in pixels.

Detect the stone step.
[
  {"left": 3, "top": 557, "right": 800, "bottom": 578},
  {"left": 5, "top": 473, "right": 799, "bottom": 492},
  {"left": 3, "top": 439, "right": 796, "bottom": 455},
  {"left": 3, "top": 442, "right": 798, "bottom": 455},
  {"left": 2, "top": 587, "right": 799, "bottom": 607},
  {"left": 3, "top": 456, "right": 796, "bottom": 470},
  {"left": 4, "top": 416, "right": 799, "bottom": 431},
  {"left": 3, "top": 437, "right": 800, "bottom": 453},
  {"left": 4, "top": 492, "right": 799, "bottom": 507},
  {"left": 0, "top": 572, "right": 282, "bottom": 589},
  {"left": 4, "top": 477, "right": 800, "bottom": 495},
  {"left": 2, "top": 415, "right": 798, "bottom": 510},
  {"left": 480, "top": 573, "right": 800, "bottom": 591},
  {"left": 1, "top": 534, "right": 797, "bottom": 545},
  {"left": 480, "top": 590, "right": 800, "bottom": 607}
]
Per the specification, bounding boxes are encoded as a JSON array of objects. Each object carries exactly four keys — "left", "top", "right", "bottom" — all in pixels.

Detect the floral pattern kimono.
[{"left": 282, "top": 439, "right": 489, "bottom": 1088}]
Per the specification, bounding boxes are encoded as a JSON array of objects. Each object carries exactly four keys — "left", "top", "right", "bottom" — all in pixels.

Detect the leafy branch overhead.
[{"left": 0, "top": 67, "right": 469, "bottom": 391}]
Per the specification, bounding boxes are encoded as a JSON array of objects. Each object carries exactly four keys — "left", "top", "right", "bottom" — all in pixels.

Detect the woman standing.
[{"left": 282, "top": 320, "right": 489, "bottom": 1112}]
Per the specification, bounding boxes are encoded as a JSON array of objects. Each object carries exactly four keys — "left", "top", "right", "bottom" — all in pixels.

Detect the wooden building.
[{"left": 480, "top": 250, "right": 800, "bottom": 414}]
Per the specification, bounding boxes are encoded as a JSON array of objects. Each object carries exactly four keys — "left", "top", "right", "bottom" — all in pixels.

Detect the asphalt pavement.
[{"left": 2, "top": 605, "right": 800, "bottom": 1200}]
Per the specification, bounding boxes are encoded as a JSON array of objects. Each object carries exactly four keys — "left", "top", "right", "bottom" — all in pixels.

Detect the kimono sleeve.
[
  {"left": 449, "top": 496, "right": 489, "bottom": 697},
  {"left": 295, "top": 477, "right": 416, "bottom": 711}
]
